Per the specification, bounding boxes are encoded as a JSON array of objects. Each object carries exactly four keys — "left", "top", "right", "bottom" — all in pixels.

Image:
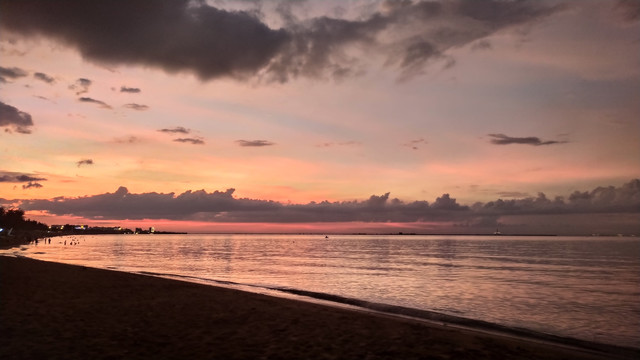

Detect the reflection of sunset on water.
[{"left": 7, "top": 234, "right": 639, "bottom": 349}]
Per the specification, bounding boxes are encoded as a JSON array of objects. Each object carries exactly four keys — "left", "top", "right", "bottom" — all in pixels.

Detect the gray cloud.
[
  {"left": 488, "top": 133, "right": 567, "bottom": 146},
  {"left": 158, "top": 126, "right": 190, "bottom": 134},
  {"left": 22, "top": 181, "right": 43, "bottom": 189},
  {"left": 475, "top": 180, "right": 640, "bottom": 217},
  {"left": 0, "top": 171, "right": 46, "bottom": 183},
  {"left": 34, "top": 72, "right": 55, "bottom": 84},
  {"left": 0, "top": 0, "right": 561, "bottom": 82},
  {"left": 77, "top": 159, "right": 94, "bottom": 167},
  {"left": 0, "top": 66, "right": 28, "bottom": 83},
  {"left": 120, "top": 86, "right": 141, "bottom": 93},
  {"left": 123, "top": 103, "right": 149, "bottom": 111},
  {"left": 1, "top": 171, "right": 46, "bottom": 189},
  {"left": 78, "top": 97, "right": 112, "bottom": 109},
  {"left": 0, "top": 101, "right": 34, "bottom": 134},
  {"left": 236, "top": 140, "right": 275, "bottom": 147},
  {"left": 174, "top": 138, "right": 204, "bottom": 145},
  {"left": 17, "top": 180, "right": 640, "bottom": 233},
  {"left": 69, "top": 78, "right": 92, "bottom": 95}
]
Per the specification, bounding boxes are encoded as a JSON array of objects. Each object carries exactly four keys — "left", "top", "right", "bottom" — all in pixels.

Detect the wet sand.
[{"left": 1, "top": 256, "right": 636, "bottom": 360}]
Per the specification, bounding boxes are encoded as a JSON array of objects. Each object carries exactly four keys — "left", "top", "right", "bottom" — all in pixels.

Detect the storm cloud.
[
  {"left": 488, "top": 133, "right": 567, "bottom": 146},
  {"left": 0, "top": 0, "right": 562, "bottom": 82},
  {"left": 0, "top": 101, "right": 34, "bottom": 134}
]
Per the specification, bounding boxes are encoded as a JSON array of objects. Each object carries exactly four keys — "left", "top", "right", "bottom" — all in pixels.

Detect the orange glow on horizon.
[{"left": 24, "top": 210, "right": 451, "bottom": 234}]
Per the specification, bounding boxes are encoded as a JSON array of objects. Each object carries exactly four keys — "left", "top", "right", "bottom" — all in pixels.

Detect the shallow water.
[{"left": 6, "top": 234, "right": 640, "bottom": 348}]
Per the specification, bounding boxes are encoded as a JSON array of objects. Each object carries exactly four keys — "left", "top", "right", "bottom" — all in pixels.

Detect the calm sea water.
[{"left": 4, "top": 234, "right": 639, "bottom": 348}]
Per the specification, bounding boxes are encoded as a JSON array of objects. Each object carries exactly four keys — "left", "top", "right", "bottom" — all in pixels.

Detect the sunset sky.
[{"left": 1, "top": 0, "right": 639, "bottom": 234}]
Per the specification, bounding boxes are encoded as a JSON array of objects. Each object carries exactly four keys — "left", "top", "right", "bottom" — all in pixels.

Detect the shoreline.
[
  {"left": 143, "top": 270, "right": 637, "bottom": 353},
  {"left": 1, "top": 256, "right": 637, "bottom": 359}
]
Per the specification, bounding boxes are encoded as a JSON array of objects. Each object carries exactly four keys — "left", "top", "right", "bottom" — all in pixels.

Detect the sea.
[{"left": 3, "top": 234, "right": 639, "bottom": 349}]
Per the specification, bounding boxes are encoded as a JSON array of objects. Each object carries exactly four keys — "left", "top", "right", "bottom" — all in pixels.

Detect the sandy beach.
[{"left": 1, "top": 256, "right": 636, "bottom": 360}]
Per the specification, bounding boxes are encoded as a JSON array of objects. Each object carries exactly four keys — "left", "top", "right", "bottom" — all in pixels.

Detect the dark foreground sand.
[{"left": 1, "top": 256, "right": 636, "bottom": 360}]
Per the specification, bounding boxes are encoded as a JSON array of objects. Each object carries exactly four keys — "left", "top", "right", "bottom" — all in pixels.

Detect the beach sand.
[{"left": 1, "top": 256, "right": 635, "bottom": 360}]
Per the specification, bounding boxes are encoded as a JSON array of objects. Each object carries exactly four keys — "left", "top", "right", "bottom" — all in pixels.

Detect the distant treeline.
[{"left": 0, "top": 207, "right": 48, "bottom": 233}]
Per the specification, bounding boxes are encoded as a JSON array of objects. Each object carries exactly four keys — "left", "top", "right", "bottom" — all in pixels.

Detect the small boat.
[{"left": 493, "top": 227, "right": 501, "bottom": 235}]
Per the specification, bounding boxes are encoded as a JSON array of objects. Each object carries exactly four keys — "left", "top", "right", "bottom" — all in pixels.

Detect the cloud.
[
  {"left": 120, "top": 86, "right": 141, "bottom": 93},
  {"left": 158, "top": 126, "right": 190, "bottom": 134},
  {"left": 403, "top": 138, "right": 427, "bottom": 150},
  {"left": 471, "top": 40, "right": 492, "bottom": 51},
  {"left": 173, "top": 138, "right": 204, "bottom": 145},
  {"left": 69, "top": 78, "right": 92, "bottom": 95},
  {"left": 0, "top": 171, "right": 47, "bottom": 183},
  {"left": 487, "top": 133, "right": 567, "bottom": 146},
  {"left": 33, "top": 72, "right": 55, "bottom": 84},
  {"left": 0, "top": 0, "right": 562, "bottom": 82},
  {"left": 76, "top": 159, "right": 94, "bottom": 167},
  {"left": 0, "top": 66, "right": 28, "bottom": 83},
  {"left": 22, "top": 181, "right": 43, "bottom": 189},
  {"left": 0, "top": 101, "right": 34, "bottom": 134},
  {"left": 236, "top": 140, "right": 275, "bottom": 147},
  {"left": 78, "top": 97, "right": 112, "bottom": 109},
  {"left": 317, "top": 141, "right": 361, "bottom": 148},
  {"left": 0, "top": 171, "right": 46, "bottom": 189},
  {"left": 496, "top": 191, "right": 531, "bottom": 198},
  {"left": 113, "top": 136, "right": 141, "bottom": 144},
  {"left": 123, "top": 103, "right": 149, "bottom": 111},
  {"left": 19, "top": 180, "right": 640, "bottom": 229}
]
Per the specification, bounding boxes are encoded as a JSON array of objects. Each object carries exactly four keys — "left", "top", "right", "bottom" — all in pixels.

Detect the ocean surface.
[{"left": 4, "top": 234, "right": 639, "bottom": 349}]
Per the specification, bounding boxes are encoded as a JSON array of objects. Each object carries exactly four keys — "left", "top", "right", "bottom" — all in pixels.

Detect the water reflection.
[{"left": 3, "top": 234, "right": 639, "bottom": 348}]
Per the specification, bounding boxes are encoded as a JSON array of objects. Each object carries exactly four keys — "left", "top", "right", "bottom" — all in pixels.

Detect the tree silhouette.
[{"left": 0, "top": 207, "right": 48, "bottom": 232}]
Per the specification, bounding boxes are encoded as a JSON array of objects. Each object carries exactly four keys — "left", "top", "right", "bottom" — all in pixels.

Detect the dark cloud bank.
[
  {"left": 18, "top": 179, "right": 640, "bottom": 234},
  {"left": 0, "top": 0, "right": 563, "bottom": 82}
]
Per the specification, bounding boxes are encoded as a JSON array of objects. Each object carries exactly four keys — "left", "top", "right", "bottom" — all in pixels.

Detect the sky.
[{"left": 0, "top": 0, "right": 639, "bottom": 235}]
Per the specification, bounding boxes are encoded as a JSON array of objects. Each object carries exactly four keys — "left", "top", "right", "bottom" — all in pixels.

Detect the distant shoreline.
[{"left": 6, "top": 230, "right": 637, "bottom": 250}]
